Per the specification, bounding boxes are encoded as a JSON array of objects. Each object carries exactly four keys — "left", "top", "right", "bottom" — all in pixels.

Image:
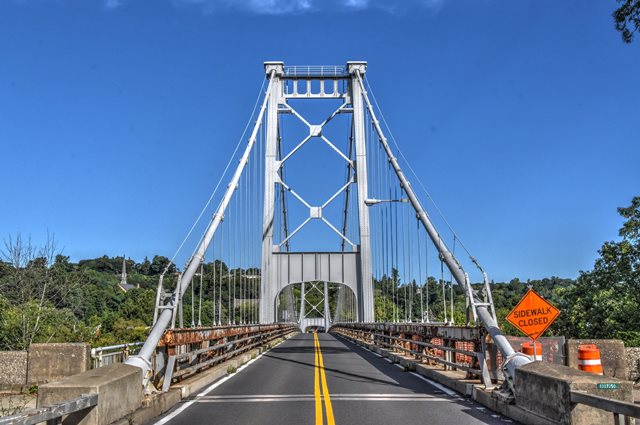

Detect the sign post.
[{"left": 506, "top": 289, "right": 560, "bottom": 360}]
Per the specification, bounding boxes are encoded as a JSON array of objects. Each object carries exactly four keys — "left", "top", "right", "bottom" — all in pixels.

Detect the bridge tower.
[{"left": 259, "top": 61, "right": 374, "bottom": 326}]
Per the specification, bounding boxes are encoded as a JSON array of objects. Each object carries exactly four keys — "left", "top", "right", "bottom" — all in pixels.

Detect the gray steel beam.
[
  {"left": 348, "top": 62, "right": 374, "bottom": 323},
  {"left": 125, "top": 69, "right": 276, "bottom": 386},
  {"left": 353, "top": 72, "right": 530, "bottom": 391},
  {"left": 0, "top": 394, "right": 98, "bottom": 425},
  {"left": 260, "top": 62, "right": 284, "bottom": 324}
]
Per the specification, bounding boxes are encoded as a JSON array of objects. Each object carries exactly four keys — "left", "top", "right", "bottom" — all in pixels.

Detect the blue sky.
[{"left": 1, "top": 0, "right": 638, "bottom": 281}]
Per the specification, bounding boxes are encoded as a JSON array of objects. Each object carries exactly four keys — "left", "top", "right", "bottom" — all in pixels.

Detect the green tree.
[
  {"left": 554, "top": 196, "right": 640, "bottom": 345},
  {"left": 614, "top": 0, "right": 640, "bottom": 42},
  {"left": 150, "top": 255, "right": 175, "bottom": 275}
]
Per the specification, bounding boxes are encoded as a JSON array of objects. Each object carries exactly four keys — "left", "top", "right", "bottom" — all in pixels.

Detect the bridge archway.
[
  {"left": 275, "top": 279, "right": 358, "bottom": 332},
  {"left": 265, "top": 251, "right": 361, "bottom": 326}
]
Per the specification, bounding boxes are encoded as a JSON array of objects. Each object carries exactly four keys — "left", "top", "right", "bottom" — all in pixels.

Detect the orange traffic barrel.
[
  {"left": 521, "top": 342, "right": 542, "bottom": 361},
  {"left": 578, "top": 344, "right": 603, "bottom": 375}
]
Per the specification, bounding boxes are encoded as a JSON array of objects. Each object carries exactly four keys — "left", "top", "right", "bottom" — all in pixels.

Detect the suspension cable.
[
  {"left": 169, "top": 78, "right": 267, "bottom": 268},
  {"left": 441, "top": 258, "right": 447, "bottom": 323},
  {"left": 417, "top": 218, "right": 423, "bottom": 323},
  {"left": 363, "top": 77, "right": 477, "bottom": 262},
  {"left": 211, "top": 235, "right": 216, "bottom": 326}
]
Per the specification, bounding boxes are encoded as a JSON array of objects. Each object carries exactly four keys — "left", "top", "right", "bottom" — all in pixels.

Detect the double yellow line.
[{"left": 313, "top": 332, "right": 335, "bottom": 425}]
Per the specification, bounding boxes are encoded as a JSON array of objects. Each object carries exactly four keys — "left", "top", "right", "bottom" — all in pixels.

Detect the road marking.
[
  {"left": 314, "top": 334, "right": 322, "bottom": 425},
  {"left": 394, "top": 363, "right": 405, "bottom": 370},
  {"left": 315, "top": 332, "right": 335, "bottom": 425},
  {"left": 201, "top": 393, "right": 446, "bottom": 398},
  {"left": 195, "top": 396, "right": 453, "bottom": 400},
  {"left": 409, "top": 372, "right": 457, "bottom": 397},
  {"left": 153, "top": 339, "right": 288, "bottom": 425},
  {"left": 195, "top": 393, "right": 451, "bottom": 403}
]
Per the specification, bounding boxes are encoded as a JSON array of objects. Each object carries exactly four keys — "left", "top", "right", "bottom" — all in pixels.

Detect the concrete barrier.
[
  {"left": 566, "top": 339, "right": 628, "bottom": 379},
  {"left": 37, "top": 363, "right": 142, "bottom": 425},
  {"left": 0, "top": 351, "right": 28, "bottom": 390},
  {"left": 27, "top": 343, "right": 91, "bottom": 384},
  {"left": 626, "top": 347, "right": 640, "bottom": 382},
  {"left": 515, "top": 362, "right": 633, "bottom": 425}
]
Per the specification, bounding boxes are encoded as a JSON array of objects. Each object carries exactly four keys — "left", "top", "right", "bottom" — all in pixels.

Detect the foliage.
[
  {"left": 613, "top": 0, "right": 640, "bottom": 43},
  {"left": 0, "top": 196, "right": 637, "bottom": 348},
  {"left": 550, "top": 196, "right": 640, "bottom": 346}
]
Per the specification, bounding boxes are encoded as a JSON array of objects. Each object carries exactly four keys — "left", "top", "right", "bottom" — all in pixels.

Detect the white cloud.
[
  {"left": 104, "top": 0, "right": 122, "bottom": 10},
  {"left": 342, "top": 0, "right": 370, "bottom": 10},
  {"left": 173, "top": 0, "right": 314, "bottom": 15},
  {"left": 172, "top": 0, "right": 444, "bottom": 15}
]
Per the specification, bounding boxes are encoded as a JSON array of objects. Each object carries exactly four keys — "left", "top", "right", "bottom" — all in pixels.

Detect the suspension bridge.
[{"left": 18, "top": 62, "right": 638, "bottom": 425}]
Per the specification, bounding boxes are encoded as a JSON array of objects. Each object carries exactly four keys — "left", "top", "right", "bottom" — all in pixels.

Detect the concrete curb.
[
  {"left": 337, "top": 333, "right": 558, "bottom": 425},
  {"left": 112, "top": 332, "right": 299, "bottom": 425}
]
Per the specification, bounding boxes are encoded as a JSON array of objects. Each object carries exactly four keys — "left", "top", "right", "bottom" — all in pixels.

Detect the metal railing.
[
  {"left": 284, "top": 65, "right": 347, "bottom": 78},
  {"left": 367, "top": 332, "right": 482, "bottom": 374},
  {"left": 90, "top": 342, "right": 144, "bottom": 368},
  {"left": 570, "top": 391, "right": 639, "bottom": 425},
  {"left": 0, "top": 394, "right": 97, "bottom": 425},
  {"left": 170, "top": 326, "right": 293, "bottom": 379},
  {"left": 154, "top": 323, "right": 298, "bottom": 391},
  {"left": 332, "top": 322, "right": 493, "bottom": 388}
]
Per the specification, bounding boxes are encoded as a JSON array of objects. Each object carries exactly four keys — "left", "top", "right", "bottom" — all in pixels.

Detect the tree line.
[{"left": 1, "top": 196, "right": 637, "bottom": 349}]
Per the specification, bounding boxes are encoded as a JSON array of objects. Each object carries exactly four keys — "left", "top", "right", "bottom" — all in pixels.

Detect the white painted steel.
[
  {"left": 125, "top": 70, "right": 276, "bottom": 385},
  {"left": 353, "top": 72, "right": 531, "bottom": 392}
]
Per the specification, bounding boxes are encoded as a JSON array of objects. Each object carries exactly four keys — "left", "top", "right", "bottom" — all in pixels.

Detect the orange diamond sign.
[{"left": 506, "top": 289, "right": 560, "bottom": 340}]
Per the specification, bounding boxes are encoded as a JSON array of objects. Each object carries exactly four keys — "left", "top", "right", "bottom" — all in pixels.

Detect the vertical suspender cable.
[
  {"left": 218, "top": 224, "right": 223, "bottom": 325},
  {"left": 198, "top": 260, "right": 203, "bottom": 327},
  {"left": 227, "top": 200, "right": 232, "bottom": 324},
  {"left": 417, "top": 218, "right": 423, "bottom": 323},
  {"left": 400, "top": 192, "right": 407, "bottom": 322},
  {"left": 425, "top": 226, "right": 430, "bottom": 323},
  {"left": 441, "top": 258, "right": 447, "bottom": 323},
  {"left": 355, "top": 73, "right": 529, "bottom": 383},
  {"left": 450, "top": 237, "right": 456, "bottom": 324},
  {"left": 190, "top": 274, "right": 195, "bottom": 327},
  {"left": 212, "top": 237, "right": 216, "bottom": 326}
]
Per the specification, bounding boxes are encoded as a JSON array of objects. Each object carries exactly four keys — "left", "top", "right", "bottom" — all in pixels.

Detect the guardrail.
[
  {"left": 332, "top": 322, "right": 493, "bottom": 388},
  {"left": 0, "top": 394, "right": 97, "bottom": 425},
  {"left": 284, "top": 65, "right": 347, "bottom": 78},
  {"left": 90, "top": 342, "right": 144, "bottom": 368},
  {"left": 570, "top": 391, "right": 640, "bottom": 425},
  {"left": 154, "top": 323, "right": 298, "bottom": 391}
]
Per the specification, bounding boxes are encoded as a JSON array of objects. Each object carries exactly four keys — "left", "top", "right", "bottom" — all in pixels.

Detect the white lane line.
[
  {"left": 153, "top": 339, "right": 287, "bottom": 425},
  {"left": 194, "top": 393, "right": 451, "bottom": 403},
  {"left": 195, "top": 397, "right": 451, "bottom": 403},
  {"left": 331, "top": 397, "right": 450, "bottom": 402},
  {"left": 394, "top": 364, "right": 405, "bottom": 370},
  {"left": 409, "top": 372, "right": 457, "bottom": 397},
  {"left": 200, "top": 393, "right": 438, "bottom": 399},
  {"left": 384, "top": 358, "right": 393, "bottom": 363}
]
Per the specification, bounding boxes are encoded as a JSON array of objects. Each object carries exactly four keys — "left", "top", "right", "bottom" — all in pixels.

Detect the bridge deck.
[{"left": 154, "top": 333, "right": 517, "bottom": 425}]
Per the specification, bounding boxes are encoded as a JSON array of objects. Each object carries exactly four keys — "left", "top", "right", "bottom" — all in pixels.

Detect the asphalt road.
[{"left": 154, "top": 333, "right": 519, "bottom": 425}]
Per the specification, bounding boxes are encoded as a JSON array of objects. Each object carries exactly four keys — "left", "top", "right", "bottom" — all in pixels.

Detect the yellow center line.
[
  {"left": 314, "top": 333, "right": 323, "bottom": 425},
  {"left": 314, "top": 332, "right": 336, "bottom": 425}
]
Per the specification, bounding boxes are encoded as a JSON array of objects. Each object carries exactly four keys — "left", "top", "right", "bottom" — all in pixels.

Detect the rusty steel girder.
[
  {"left": 332, "top": 323, "right": 489, "bottom": 381},
  {"left": 158, "top": 324, "right": 295, "bottom": 355}
]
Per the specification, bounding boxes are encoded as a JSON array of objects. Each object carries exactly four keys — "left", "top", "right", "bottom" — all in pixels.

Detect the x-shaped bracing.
[
  {"left": 304, "top": 282, "right": 326, "bottom": 317},
  {"left": 276, "top": 102, "right": 356, "bottom": 249}
]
